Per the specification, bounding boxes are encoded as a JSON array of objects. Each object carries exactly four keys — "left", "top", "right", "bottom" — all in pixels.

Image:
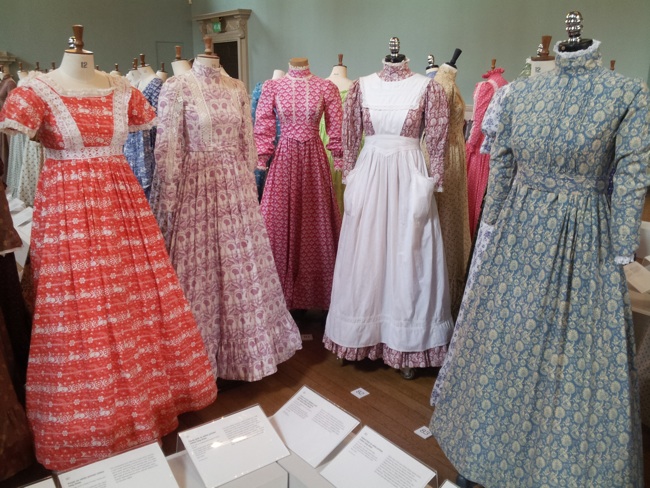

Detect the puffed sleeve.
[
  {"left": 423, "top": 80, "right": 449, "bottom": 192},
  {"left": 341, "top": 79, "right": 363, "bottom": 178},
  {"left": 0, "top": 86, "right": 47, "bottom": 138},
  {"left": 151, "top": 77, "right": 184, "bottom": 244},
  {"left": 480, "top": 84, "right": 511, "bottom": 155},
  {"left": 322, "top": 80, "right": 343, "bottom": 167},
  {"left": 481, "top": 84, "right": 517, "bottom": 226},
  {"left": 127, "top": 87, "right": 156, "bottom": 132},
  {"left": 234, "top": 79, "right": 258, "bottom": 171},
  {"left": 610, "top": 83, "right": 650, "bottom": 257},
  {"left": 254, "top": 80, "right": 278, "bottom": 168}
]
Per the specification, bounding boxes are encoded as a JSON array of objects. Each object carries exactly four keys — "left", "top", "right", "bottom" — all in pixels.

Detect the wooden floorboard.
[{"left": 4, "top": 308, "right": 650, "bottom": 487}]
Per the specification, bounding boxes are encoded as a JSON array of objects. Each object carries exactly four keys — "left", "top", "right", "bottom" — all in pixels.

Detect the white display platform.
[{"left": 167, "top": 451, "right": 287, "bottom": 488}]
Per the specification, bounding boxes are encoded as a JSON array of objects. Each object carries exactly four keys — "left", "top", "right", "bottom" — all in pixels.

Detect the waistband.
[
  {"left": 44, "top": 146, "right": 124, "bottom": 161},
  {"left": 363, "top": 135, "right": 420, "bottom": 151},
  {"left": 514, "top": 167, "right": 609, "bottom": 195}
]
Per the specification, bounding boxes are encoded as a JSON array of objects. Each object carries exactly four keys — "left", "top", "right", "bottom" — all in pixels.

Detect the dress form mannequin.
[
  {"left": 156, "top": 62, "right": 168, "bottom": 82},
  {"left": 44, "top": 25, "right": 109, "bottom": 90},
  {"left": 272, "top": 69, "right": 285, "bottom": 80},
  {"left": 530, "top": 35, "right": 555, "bottom": 77},
  {"left": 109, "top": 63, "right": 122, "bottom": 77},
  {"left": 425, "top": 54, "right": 439, "bottom": 78},
  {"left": 137, "top": 53, "right": 157, "bottom": 91},
  {"left": 327, "top": 54, "right": 353, "bottom": 91},
  {"left": 125, "top": 58, "right": 140, "bottom": 88},
  {"left": 194, "top": 37, "right": 220, "bottom": 70},
  {"left": 171, "top": 45, "right": 191, "bottom": 76},
  {"left": 17, "top": 62, "right": 28, "bottom": 81}
]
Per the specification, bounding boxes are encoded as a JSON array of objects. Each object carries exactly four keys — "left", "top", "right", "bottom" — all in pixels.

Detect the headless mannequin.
[
  {"left": 272, "top": 69, "right": 285, "bottom": 80},
  {"left": 126, "top": 58, "right": 140, "bottom": 88},
  {"left": 530, "top": 36, "right": 555, "bottom": 78},
  {"left": 171, "top": 46, "right": 191, "bottom": 76},
  {"left": 425, "top": 54, "right": 439, "bottom": 77},
  {"left": 327, "top": 54, "right": 352, "bottom": 91},
  {"left": 44, "top": 26, "right": 109, "bottom": 90},
  {"left": 137, "top": 54, "right": 157, "bottom": 91},
  {"left": 109, "top": 64, "right": 122, "bottom": 77},
  {"left": 156, "top": 63, "right": 168, "bottom": 82},
  {"left": 194, "top": 37, "right": 220, "bottom": 71}
]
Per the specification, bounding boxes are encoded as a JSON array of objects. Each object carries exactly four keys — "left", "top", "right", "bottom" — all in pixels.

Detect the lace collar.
[
  {"left": 192, "top": 61, "right": 221, "bottom": 81},
  {"left": 553, "top": 40, "right": 602, "bottom": 73},
  {"left": 378, "top": 58, "right": 413, "bottom": 82},
  {"left": 29, "top": 71, "right": 119, "bottom": 97},
  {"left": 482, "top": 67, "right": 505, "bottom": 79},
  {"left": 287, "top": 66, "right": 312, "bottom": 79}
]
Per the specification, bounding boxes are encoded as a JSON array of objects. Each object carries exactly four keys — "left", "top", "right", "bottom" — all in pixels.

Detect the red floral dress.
[{"left": 0, "top": 74, "right": 217, "bottom": 471}]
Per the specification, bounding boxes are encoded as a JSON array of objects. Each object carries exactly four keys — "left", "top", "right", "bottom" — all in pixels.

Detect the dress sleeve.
[
  {"left": 151, "top": 78, "right": 184, "bottom": 244},
  {"left": 480, "top": 84, "right": 511, "bottom": 155},
  {"left": 467, "top": 82, "right": 493, "bottom": 150},
  {"left": 251, "top": 82, "right": 263, "bottom": 122},
  {"left": 0, "top": 86, "right": 47, "bottom": 138},
  {"left": 236, "top": 81, "right": 258, "bottom": 171},
  {"left": 341, "top": 79, "right": 363, "bottom": 177},
  {"left": 322, "top": 80, "right": 343, "bottom": 167},
  {"left": 127, "top": 87, "right": 156, "bottom": 132},
  {"left": 253, "top": 80, "right": 278, "bottom": 168},
  {"left": 481, "top": 85, "right": 516, "bottom": 226},
  {"left": 423, "top": 80, "right": 450, "bottom": 192},
  {"left": 610, "top": 83, "right": 650, "bottom": 257}
]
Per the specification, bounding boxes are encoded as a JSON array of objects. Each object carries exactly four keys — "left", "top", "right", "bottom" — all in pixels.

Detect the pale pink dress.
[{"left": 151, "top": 62, "right": 301, "bottom": 381}]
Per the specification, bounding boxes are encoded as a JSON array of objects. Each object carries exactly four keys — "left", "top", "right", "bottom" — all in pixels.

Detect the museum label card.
[
  {"left": 414, "top": 426, "right": 433, "bottom": 439},
  {"left": 24, "top": 478, "right": 57, "bottom": 488},
  {"left": 351, "top": 387, "right": 369, "bottom": 399},
  {"left": 321, "top": 426, "right": 436, "bottom": 488},
  {"left": 58, "top": 442, "right": 177, "bottom": 488},
  {"left": 271, "top": 385, "right": 359, "bottom": 467},
  {"left": 178, "top": 404, "right": 289, "bottom": 487}
]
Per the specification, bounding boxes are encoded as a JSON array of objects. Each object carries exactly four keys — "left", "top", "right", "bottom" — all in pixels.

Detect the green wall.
[
  {"left": 191, "top": 0, "right": 650, "bottom": 99},
  {"left": 0, "top": 0, "right": 194, "bottom": 76}
]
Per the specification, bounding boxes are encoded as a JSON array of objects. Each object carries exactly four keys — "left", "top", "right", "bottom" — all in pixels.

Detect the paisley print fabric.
[
  {"left": 430, "top": 41, "right": 650, "bottom": 487},
  {"left": 254, "top": 66, "right": 343, "bottom": 310},
  {"left": 0, "top": 73, "right": 217, "bottom": 471},
  {"left": 152, "top": 62, "right": 301, "bottom": 381}
]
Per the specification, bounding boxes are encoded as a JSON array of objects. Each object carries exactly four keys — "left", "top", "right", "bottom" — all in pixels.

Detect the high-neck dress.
[
  {"left": 434, "top": 64, "right": 471, "bottom": 318},
  {"left": 430, "top": 41, "right": 649, "bottom": 487},
  {"left": 254, "top": 66, "right": 343, "bottom": 310},
  {"left": 465, "top": 67, "right": 508, "bottom": 238},
  {"left": 151, "top": 62, "right": 301, "bottom": 381},
  {"left": 323, "top": 60, "right": 453, "bottom": 369},
  {"left": 0, "top": 73, "right": 217, "bottom": 471}
]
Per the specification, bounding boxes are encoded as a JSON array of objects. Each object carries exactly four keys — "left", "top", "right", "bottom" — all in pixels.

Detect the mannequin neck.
[
  {"left": 171, "top": 59, "right": 191, "bottom": 76},
  {"left": 327, "top": 65, "right": 352, "bottom": 91},
  {"left": 195, "top": 55, "right": 220, "bottom": 70},
  {"left": 47, "top": 51, "right": 109, "bottom": 90},
  {"left": 137, "top": 65, "right": 157, "bottom": 91}
]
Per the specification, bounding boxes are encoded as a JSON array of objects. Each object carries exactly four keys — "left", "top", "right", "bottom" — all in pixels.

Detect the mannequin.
[
  {"left": 171, "top": 45, "right": 191, "bottom": 75},
  {"left": 327, "top": 54, "right": 353, "bottom": 91},
  {"left": 425, "top": 53, "right": 439, "bottom": 78},
  {"left": 125, "top": 57, "right": 140, "bottom": 87},
  {"left": 156, "top": 62, "right": 168, "bottom": 82},
  {"left": 17, "top": 62, "right": 28, "bottom": 81},
  {"left": 194, "top": 37, "right": 220, "bottom": 70},
  {"left": 272, "top": 69, "right": 285, "bottom": 80},
  {"left": 384, "top": 37, "right": 406, "bottom": 63},
  {"left": 109, "top": 63, "right": 122, "bottom": 77},
  {"left": 558, "top": 11, "right": 593, "bottom": 52},
  {"left": 530, "top": 35, "right": 555, "bottom": 77},
  {"left": 0, "top": 24, "right": 217, "bottom": 471},
  {"left": 43, "top": 27, "right": 110, "bottom": 90},
  {"left": 137, "top": 53, "right": 157, "bottom": 91}
]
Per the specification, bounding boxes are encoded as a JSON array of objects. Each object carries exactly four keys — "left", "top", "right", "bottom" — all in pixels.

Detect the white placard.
[
  {"left": 271, "top": 385, "right": 359, "bottom": 467},
  {"left": 414, "top": 426, "right": 432, "bottom": 439},
  {"left": 24, "top": 478, "right": 57, "bottom": 488},
  {"left": 351, "top": 388, "right": 369, "bottom": 399},
  {"left": 440, "top": 481, "right": 459, "bottom": 488},
  {"left": 58, "top": 442, "right": 178, "bottom": 488},
  {"left": 179, "top": 404, "right": 289, "bottom": 488},
  {"left": 321, "top": 426, "right": 436, "bottom": 488},
  {"left": 625, "top": 261, "right": 650, "bottom": 294}
]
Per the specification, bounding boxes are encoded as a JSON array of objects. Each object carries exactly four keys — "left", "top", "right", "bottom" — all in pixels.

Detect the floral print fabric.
[
  {"left": 430, "top": 41, "right": 650, "bottom": 487},
  {"left": 0, "top": 73, "right": 217, "bottom": 471}
]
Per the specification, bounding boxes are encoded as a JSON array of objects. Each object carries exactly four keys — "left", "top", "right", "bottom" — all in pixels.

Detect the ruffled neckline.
[
  {"left": 553, "top": 40, "right": 602, "bottom": 73},
  {"left": 287, "top": 66, "right": 312, "bottom": 79},
  {"left": 378, "top": 58, "right": 413, "bottom": 82},
  {"left": 192, "top": 61, "right": 221, "bottom": 81},
  {"left": 482, "top": 67, "right": 505, "bottom": 79}
]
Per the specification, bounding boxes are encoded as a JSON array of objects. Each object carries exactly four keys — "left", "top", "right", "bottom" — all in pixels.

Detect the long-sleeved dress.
[
  {"left": 434, "top": 64, "right": 471, "bottom": 318},
  {"left": 254, "top": 66, "right": 343, "bottom": 310},
  {"left": 0, "top": 73, "right": 217, "bottom": 471},
  {"left": 430, "top": 41, "right": 650, "bottom": 487},
  {"left": 151, "top": 62, "right": 301, "bottom": 382},
  {"left": 465, "top": 67, "right": 508, "bottom": 238},
  {"left": 323, "top": 60, "right": 453, "bottom": 369}
]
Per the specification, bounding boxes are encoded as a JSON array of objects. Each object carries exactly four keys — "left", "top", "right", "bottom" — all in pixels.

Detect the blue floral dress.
[{"left": 430, "top": 41, "right": 650, "bottom": 487}]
